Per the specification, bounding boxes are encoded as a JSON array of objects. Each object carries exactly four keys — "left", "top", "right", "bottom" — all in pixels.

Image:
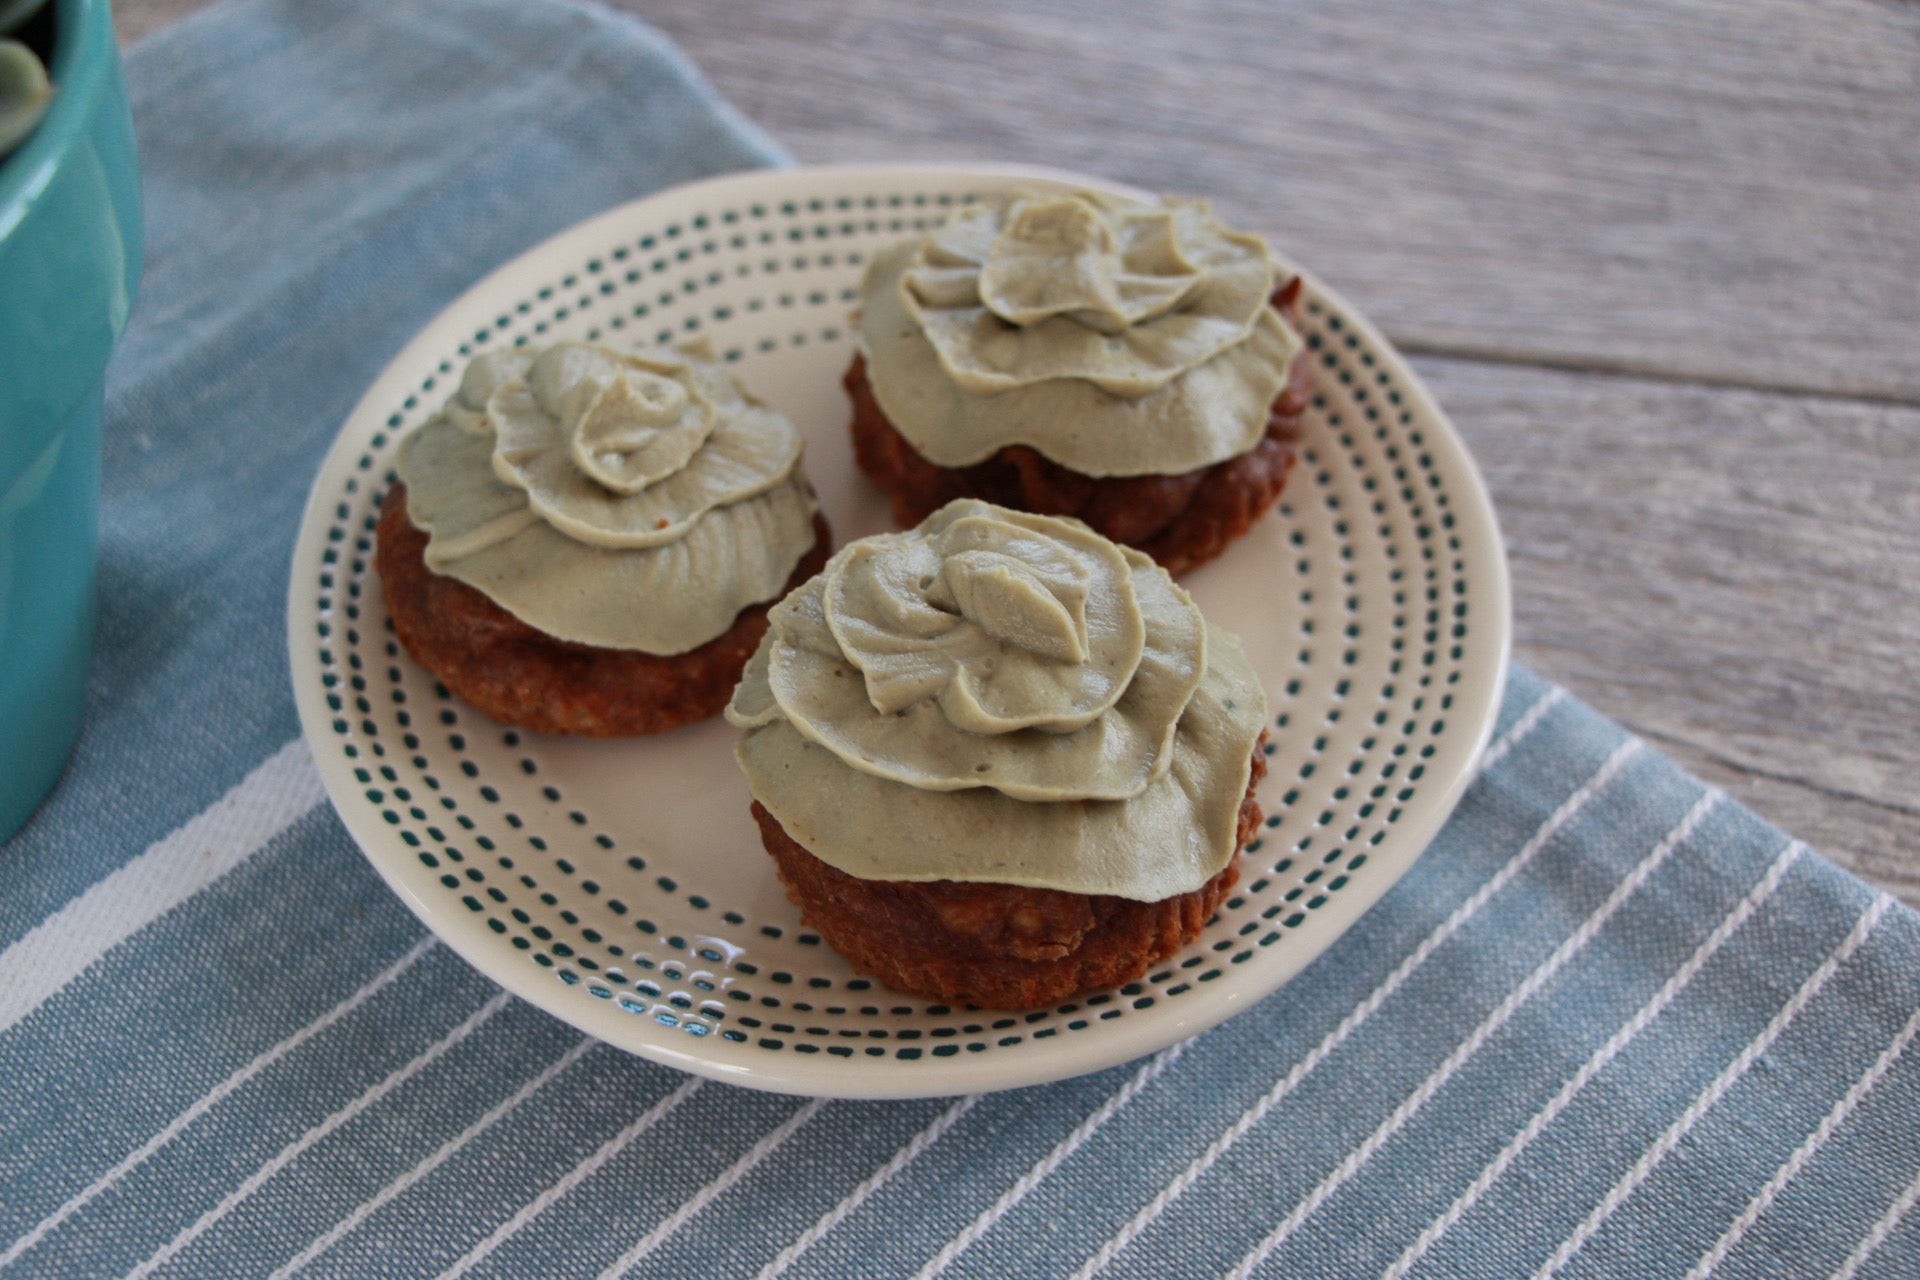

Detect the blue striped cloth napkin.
[{"left": 5, "top": 1, "right": 1918, "bottom": 1276}]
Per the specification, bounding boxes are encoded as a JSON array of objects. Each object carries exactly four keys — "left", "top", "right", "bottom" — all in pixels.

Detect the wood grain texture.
[
  {"left": 1421, "top": 356, "right": 1920, "bottom": 902},
  {"left": 112, "top": 0, "right": 1920, "bottom": 904},
  {"left": 625, "top": 0, "right": 1920, "bottom": 402}
]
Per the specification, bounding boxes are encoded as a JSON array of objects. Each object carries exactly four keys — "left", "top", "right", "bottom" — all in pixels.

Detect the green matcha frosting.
[
  {"left": 395, "top": 341, "right": 819, "bottom": 655},
  {"left": 857, "top": 188, "right": 1303, "bottom": 478},
  {"left": 728, "top": 500, "right": 1267, "bottom": 901}
]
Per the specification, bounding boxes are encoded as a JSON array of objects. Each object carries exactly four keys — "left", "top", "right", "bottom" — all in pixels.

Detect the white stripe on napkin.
[
  {"left": 757, "top": 1095, "right": 979, "bottom": 1280},
  {"left": 917, "top": 1042, "right": 1191, "bottom": 1280},
  {"left": 598, "top": 1098, "right": 827, "bottom": 1280},
  {"left": 0, "top": 736, "right": 323, "bottom": 1035},
  {"left": 1686, "top": 1003, "right": 1920, "bottom": 1280},
  {"left": 1069, "top": 736, "right": 1643, "bottom": 1280},
  {"left": 1225, "top": 787, "right": 1723, "bottom": 1279},
  {"left": 1383, "top": 839, "right": 1806, "bottom": 1280},
  {"left": 0, "top": 933, "right": 437, "bottom": 1271},
  {"left": 438, "top": 1076, "right": 704, "bottom": 1280},
  {"left": 1533, "top": 893, "right": 1895, "bottom": 1280},
  {"left": 269, "top": 1034, "right": 599, "bottom": 1280},
  {"left": 125, "top": 990, "right": 515, "bottom": 1280},
  {"left": 1832, "top": 1162, "right": 1920, "bottom": 1280},
  {"left": 1474, "top": 685, "right": 1567, "bottom": 777}
]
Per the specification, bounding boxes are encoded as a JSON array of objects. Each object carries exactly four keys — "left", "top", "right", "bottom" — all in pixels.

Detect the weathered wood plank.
[
  {"left": 1418, "top": 354, "right": 1920, "bottom": 902},
  {"left": 116, "top": 1, "right": 1920, "bottom": 399},
  {"left": 627, "top": 0, "right": 1920, "bottom": 403}
]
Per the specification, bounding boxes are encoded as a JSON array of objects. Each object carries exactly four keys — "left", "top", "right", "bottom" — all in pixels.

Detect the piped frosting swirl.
[
  {"left": 395, "top": 341, "right": 818, "bottom": 654},
  {"left": 728, "top": 500, "right": 1267, "bottom": 901},
  {"left": 857, "top": 188, "right": 1303, "bottom": 477}
]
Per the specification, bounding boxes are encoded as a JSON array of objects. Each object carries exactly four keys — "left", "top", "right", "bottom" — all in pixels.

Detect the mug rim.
[{"left": 0, "top": 0, "right": 115, "bottom": 236}]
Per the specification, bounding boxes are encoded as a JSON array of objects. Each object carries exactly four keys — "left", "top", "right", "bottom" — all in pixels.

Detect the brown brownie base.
[
  {"left": 375, "top": 485, "right": 831, "bottom": 737},
  {"left": 749, "top": 737, "right": 1269, "bottom": 1009},
  {"left": 847, "top": 282, "right": 1312, "bottom": 577}
]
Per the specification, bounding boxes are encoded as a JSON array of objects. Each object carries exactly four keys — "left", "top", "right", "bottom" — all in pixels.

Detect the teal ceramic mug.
[{"left": 0, "top": 0, "right": 140, "bottom": 841}]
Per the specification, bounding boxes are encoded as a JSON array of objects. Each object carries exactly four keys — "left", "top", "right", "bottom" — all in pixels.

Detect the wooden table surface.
[{"left": 117, "top": 0, "right": 1920, "bottom": 905}]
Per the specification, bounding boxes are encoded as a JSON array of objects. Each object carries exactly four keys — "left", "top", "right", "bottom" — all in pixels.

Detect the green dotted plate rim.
[{"left": 286, "top": 163, "right": 1511, "bottom": 1100}]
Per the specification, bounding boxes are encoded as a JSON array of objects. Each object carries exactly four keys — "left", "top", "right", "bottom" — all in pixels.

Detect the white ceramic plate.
[{"left": 288, "top": 164, "right": 1510, "bottom": 1100}]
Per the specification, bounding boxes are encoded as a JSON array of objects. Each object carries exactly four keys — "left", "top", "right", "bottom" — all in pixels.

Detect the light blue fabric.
[{"left": 3, "top": 2, "right": 1917, "bottom": 1277}]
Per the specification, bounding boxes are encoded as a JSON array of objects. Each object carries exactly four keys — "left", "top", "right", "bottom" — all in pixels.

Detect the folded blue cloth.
[{"left": 3, "top": 2, "right": 1916, "bottom": 1277}]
